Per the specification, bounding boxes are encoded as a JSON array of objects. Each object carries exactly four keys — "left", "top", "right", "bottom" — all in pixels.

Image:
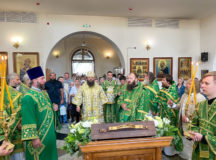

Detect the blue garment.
[
  {"left": 60, "top": 115, "right": 68, "bottom": 123},
  {"left": 70, "top": 86, "right": 79, "bottom": 102},
  {"left": 176, "top": 85, "right": 185, "bottom": 99},
  {"left": 59, "top": 104, "right": 68, "bottom": 123}
]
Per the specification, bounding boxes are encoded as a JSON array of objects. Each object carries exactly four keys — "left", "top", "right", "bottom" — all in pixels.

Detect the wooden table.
[{"left": 80, "top": 136, "right": 173, "bottom": 160}]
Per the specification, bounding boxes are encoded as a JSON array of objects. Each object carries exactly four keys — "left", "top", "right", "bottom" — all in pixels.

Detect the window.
[{"left": 72, "top": 49, "right": 94, "bottom": 75}]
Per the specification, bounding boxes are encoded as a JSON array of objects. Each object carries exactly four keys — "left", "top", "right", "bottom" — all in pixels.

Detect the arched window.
[{"left": 71, "top": 49, "right": 95, "bottom": 75}]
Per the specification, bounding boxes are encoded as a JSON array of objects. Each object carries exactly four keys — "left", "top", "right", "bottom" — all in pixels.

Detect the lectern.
[{"left": 80, "top": 136, "right": 173, "bottom": 160}]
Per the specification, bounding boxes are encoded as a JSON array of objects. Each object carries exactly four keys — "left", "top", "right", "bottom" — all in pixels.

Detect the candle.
[
  {"left": 193, "top": 62, "right": 199, "bottom": 78},
  {"left": 0, "top": 56, "right": 3, "bottom": 111},
  {"left": 193, "top": 82, "right": 197, "bottom": 105},
  {"left": 193, "top": 62, "right": 199, "bottom": 105},
  {"left": 191, "top": 61, "right": 193, "bottom": 77},
  {"left": 0, "top": 56, "right": 5, "bottom": 111},
  {"left": 186, "top": 62, "right": 195, "bottom": 106},
  {"left": 5, "top": 85, "right": 15, "bottom": 111},
  {"left": 3, "top": 55, "right": 15, "bottom": 112}
]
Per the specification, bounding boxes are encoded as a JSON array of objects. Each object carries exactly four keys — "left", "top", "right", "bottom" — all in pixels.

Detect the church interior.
[
  {"left": 0, "top": 0, "right": 216, "bottom": 80},
  {"left": 1, "top": 0, "right": 216, "bottom": 160}
]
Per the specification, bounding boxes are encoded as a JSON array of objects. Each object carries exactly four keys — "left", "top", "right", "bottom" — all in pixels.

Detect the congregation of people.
[{"left": 1, "top": 66, "right": 216, "bottom": 160}]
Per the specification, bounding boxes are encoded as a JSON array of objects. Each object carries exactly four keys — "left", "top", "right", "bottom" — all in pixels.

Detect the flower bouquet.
[
  {"left": 144, "top": 115, "right": 177, "bottom": 137},
  {"left": 63, "top": 118, "right": 98, "bottom": 156},
  {"left": 144, "top": 115, "right": 183, "bottom": 151}
]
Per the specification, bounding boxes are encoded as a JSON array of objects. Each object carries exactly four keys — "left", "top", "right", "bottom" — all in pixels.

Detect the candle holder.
[
  {"left": 0, "top": 105, "right": 17, "bottom": 151},
  {"left": 184, "top": 113, "right": 193, "bottom": 138},
  {"left": 184, "top": 104, "right": 198, "bottom": 139},
  {"left": 0, "top": 55, "right": 16, "bottom": 150}
]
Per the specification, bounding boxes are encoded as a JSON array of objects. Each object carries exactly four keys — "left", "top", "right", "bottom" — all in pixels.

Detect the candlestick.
[
  {"left": 191, "top": 61, "right": 193, "bottom": 77},
  {"left": 0, "top": 54, "right": 16, "bottom": 150},
  {"left": 193, "top": 62, "right": 199, "bottom": 78},
  {"left": 193, "top": 81, "right": 197, "bottom": 105},
  {"left": 186, "top": 62, "right": 195, "bottom": 106},
  {"left": 0, "top": 56, "right": 5, "bottom": 112},
  {"left": 5, "top": 85, "right": 15, "bottom": 111}
]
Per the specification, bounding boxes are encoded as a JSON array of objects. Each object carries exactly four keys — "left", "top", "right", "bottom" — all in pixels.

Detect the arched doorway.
[{"left": 46, "top": 31, "right": 124, "bottom": 77}]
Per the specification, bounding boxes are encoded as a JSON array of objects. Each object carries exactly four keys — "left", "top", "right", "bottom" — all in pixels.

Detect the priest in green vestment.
[
  {"left": 73, "top": 71, "right": 108, "bottom": 123},
  {"left": 0, "top": 73, "right": 24, "bottom": 160},
  {"left": 136, "top": 72, "right": 159, "bottom": 120},
  {"left": 118, "top": 73, "right": 145, "bottom": 122},
  {"left": 0, "top": 85, "right": 22, "bottom": 160},
  {"left": 115, "top": 75, "right": 127, "bottom": 122},
  {"left": 157, "top": 74, "right": 180, "bottom": 126},
  {"left": 21, "top": 66, "right": 57, "bottom": 160},
  {"left": 102, "top": 71, "right": 117, "bottom": 123},
  {"left": 189, "top": 71, "right": 216, "bottom": 160},
  {"left": 18, "top": 73, "right": 30, "bottom": 94},
  {"left": 156, "top": 74, "right": 182, "bottom": 155}
]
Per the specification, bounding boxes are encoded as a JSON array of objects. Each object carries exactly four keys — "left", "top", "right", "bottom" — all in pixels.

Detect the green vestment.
[
  {"left": 144, "top": 79, "right": 160, "bottom": 113},
  {"left": 115, "top": 84, "right": 127, "bottom": 122},
  {"left": 102, "top": 80, "right": 117, "bottom": 123},
  {"left": 136, "top": 80, "right": 159, "bottom": 120},
  {"left": 21, "top": 89, "right": 57, "bottom": 160},
  {"left": 157, "top": 82, "right": 180, "bottom": 126},
  {"left": 0, "top": 86, "right": 23, "bottom": 160},
  {"left": 157, "top": 82, "right": 183, "bottom": 151},
  {"left": 118, "top": 84, "right": 144, "bottom": 122},
  {"left": 191, "top": 99, "right": 216, "bottom": 160},
  {"left": 18, "top": 82, "right": 30, "bottom": 94}
]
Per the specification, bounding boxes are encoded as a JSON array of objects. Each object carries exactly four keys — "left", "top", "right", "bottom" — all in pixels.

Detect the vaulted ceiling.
[{"left": 0, "top": 0, "right": 216, "bottom": 19}]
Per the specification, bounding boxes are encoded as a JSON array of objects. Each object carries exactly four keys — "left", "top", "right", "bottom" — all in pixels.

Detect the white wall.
[
  {"left": 200, "top": 14, "right": 216, "bottom": 71},
  {"left": 46, "top": 36, "right": 121, "bottom": 77},
  {"left": 0, "top": 14, "right": 203, "bottom": 81}
]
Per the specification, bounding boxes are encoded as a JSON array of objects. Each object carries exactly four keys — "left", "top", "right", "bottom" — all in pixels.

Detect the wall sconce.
[
  {"left": 144, "top": 40, "right": 151, "bottom": 51},
  {"left": 53, "top": 50, "right": 60, "bottom": 58},
  {"left": 12, "top": 36, "right": 22, "bottom": 48},
  {"left": 105, "top": 52, "right": 111, "bottom": 59}
]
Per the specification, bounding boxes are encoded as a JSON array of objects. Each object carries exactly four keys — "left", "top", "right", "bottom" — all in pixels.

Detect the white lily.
[
  {"left": 82, "top": 121, "right": 93, "bottom": 128},
  {"left": 163, "top": 118, "right": 170, "bottom": 125},
  {"left": 70, "top": 129, "right": 76, "bottom": 133},
  {"left": 153, "top": 119, "right": 159, "bottom": 127}
]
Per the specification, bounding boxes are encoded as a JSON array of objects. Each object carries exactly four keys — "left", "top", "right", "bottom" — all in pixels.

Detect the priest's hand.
[
  {"left": 53, "top": 103, "right": 58, "bottom": 111},
  {"left": 189, "top": 132, "right": 203, "bottom": 142},
  {"left": 0, "top": 142, "right": 14, "bottom": 156},
  {"left": 76, "top": 106, "right": 80, "bottom": 112},
  {"left": 182, "top": 115, "right": 188, "bottom": 123},
  {"left": 32, "top": 138, "right": 42, "bottom": 148},
  {"left": 121, "top": 104, "right": 130, "bottom": 111},
  {"left": 167, "top": 99, "right": 174, "bottom": 106}
]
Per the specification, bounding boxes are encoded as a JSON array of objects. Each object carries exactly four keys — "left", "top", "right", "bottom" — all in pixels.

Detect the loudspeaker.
[{"left": 201, "top": 52, "right": 208, "bottom": 62}]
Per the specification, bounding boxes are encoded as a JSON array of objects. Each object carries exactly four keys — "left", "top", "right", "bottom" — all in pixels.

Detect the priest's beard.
[
  {"left": 127, "top": 81, "right": 136, "bottom": 91},
  {"left": 162, "top": 83, "right": 169, "bottom": 89},
  {"left": 37, "top": 82, "right": 45, "bottom": 90},
  {"left": 87, "top": 80, "right": 95, "bottom": 87}
]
